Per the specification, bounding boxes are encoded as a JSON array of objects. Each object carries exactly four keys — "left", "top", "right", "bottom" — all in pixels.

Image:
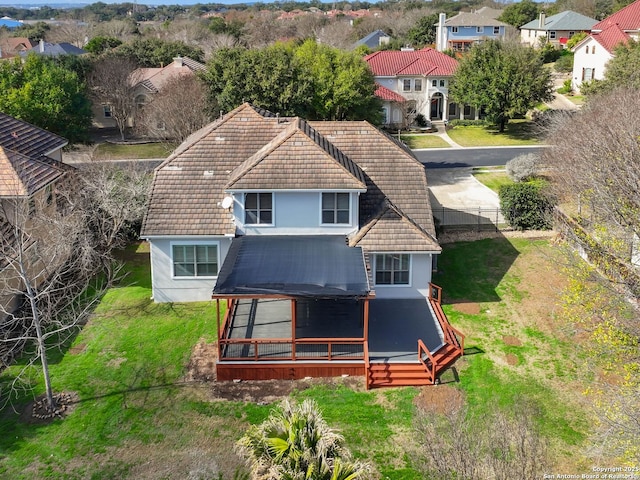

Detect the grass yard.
[
  {"left": 472, "top": 167, "right": 514, "bottom": 193},
  {"left": 93, "top": 142, "right": 175, "bottom": 160},
  {"left": 448, "top": 119, "right": 541, "bottom": 147},
  {"left": 0, "top": 237, "right": 606, "bottom": 478},
  {"left": 399, "top": 134, "right": 450, "bottom": 149}
]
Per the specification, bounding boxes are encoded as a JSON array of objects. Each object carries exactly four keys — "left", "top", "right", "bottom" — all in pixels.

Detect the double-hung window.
[
  {"left": 173, "top": 244, "right": 218, "bottom": 277},
  {"left": 549, "top": 31, "right": 557, "bottom": 40},
  {"left": 414, "top": 79, "right": 422, "bottom": 92},
  {"left": 402, "top": 79, "right": 411, "bottom": 92},
  {"left": 375, "top": 253, "right": 410, "bottom": 285},
  {"left": 476, "top": 26, "right": 483, "bottom": 33},
  {"left": 245, "top": 192, "right": 272, "bottom": 225},
  {"left": 322, "top": 193, "right": 349, "bottom": 224},
  {"left": 493, "top": 26, "right": 500, "bottom": 35}
]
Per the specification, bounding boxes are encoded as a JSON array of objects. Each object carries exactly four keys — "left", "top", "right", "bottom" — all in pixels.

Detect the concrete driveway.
[{"left": 426, "top": 167, "right": 500, "bottom": 209}]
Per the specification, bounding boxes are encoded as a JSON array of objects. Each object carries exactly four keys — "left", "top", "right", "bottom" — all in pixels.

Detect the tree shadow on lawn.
[{"left": 433, "top": 231, "right": 520, "bottom": 305}]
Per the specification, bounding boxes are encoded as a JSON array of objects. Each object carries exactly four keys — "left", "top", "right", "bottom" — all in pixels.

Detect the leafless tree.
[
  {"left": 242, "top": 12, "right": 297, "bottom": 48},
  {"left": 135, "top": 75, "right": 212, "bottom": 143},
  {"left": 92, "top": 19, "right": 139, "bottom": 41},
  {"left": 46, "top": 21, "right": 91, "bottom": 48},
  {"left": 88, "top": 55, "right": 140, "bottom": 140},
  {"left": 316, "top": 21, "right": 355, "bottom": 50}
]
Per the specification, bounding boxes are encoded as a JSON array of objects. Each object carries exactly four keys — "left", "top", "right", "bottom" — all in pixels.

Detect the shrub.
[
  {"left": 506, "top": 153, "right": 541, "bottom": 182},
  {"left": 414, "top": 113, "right": 428, "bottom": 127},
  {"left": 539, "top": 42, "right": 562, "bottom": 63},
  {"left": 557, "top": 78, "right": 573, "bottom": 94},
  {"left": 554, "top": 53, "right": 574, "bottom": 73},
  {"left": 499, "top": 181, "right": 554, "bottom": 230},
  {"left": 447, "top": 119, "right": 490, "bottom": 127}
]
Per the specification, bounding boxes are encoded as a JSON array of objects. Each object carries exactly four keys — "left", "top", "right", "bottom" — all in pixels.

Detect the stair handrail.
[
  {"left": 363, "top": 341, "right": 371, "bottom": 390},
  {"left": 417, "top": 339, "right": 436, "bottom": 383},
  {"left": 429, "top": 283, "right": 465, "bottom": 354}
]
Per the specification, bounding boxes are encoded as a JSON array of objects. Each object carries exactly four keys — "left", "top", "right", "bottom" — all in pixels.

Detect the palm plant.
[{"left": 236, "top": 399, "right": 374, "bottom": 480}]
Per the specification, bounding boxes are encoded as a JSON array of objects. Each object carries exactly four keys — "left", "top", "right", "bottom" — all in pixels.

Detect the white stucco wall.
[
  {"left": 572, "top": 37, "right": 612, "bottom": 92},
  {"left": 233, "top": 191, "right": 359, "bottom": 236},
  {"left": 148, "top": 236, "right": 232, "bottom": 302},
  {"left": 371, "top": 253, "right": 435, "bottom": 299}
]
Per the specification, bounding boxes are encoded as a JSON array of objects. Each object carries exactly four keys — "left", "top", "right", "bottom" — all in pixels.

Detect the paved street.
[{"left": 416, "top": 146, "right": 544, "bottom": 168}]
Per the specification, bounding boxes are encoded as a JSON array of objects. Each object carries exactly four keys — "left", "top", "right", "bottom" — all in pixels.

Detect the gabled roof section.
[
  {"left": 593, "top": 0, "right": 640, "bottom": 31},
  {"left": 364, "top": 48, "right": 458, "bottom": 77},
  {"left": 141, "top": 103, "right": 289, "bottom": 237},
  {"left": 133, "top": 57, "right": 206, "bottom": 93},
  {"left": 226, "top": 118, "right": 366, "bottom": 191},
  {"left": 375, "top": 83, "right": 406, "bottom": 103},
  {"left": 591, "top": 23, "right": 632, "bottom": 52},
  {"left": 0, "top": 146, "right": 65, "bottom": 197},
  {"left": 23, "top": 41, "right": 87, "bottom": 56},
  {"left": 354, "top": 29, "right": 390, "bottom": 49},
  {"left": 521, "top": 10, "right": 597, "bottom": 31},
  {"left": 0, "top": 112, "right": 68, "bottom": 158},
  {"left": 350, "top": 201, "right": 440, "bottom": 252},
  {"left": 444, "top": 10, "right": 508, "bottom": 27}
]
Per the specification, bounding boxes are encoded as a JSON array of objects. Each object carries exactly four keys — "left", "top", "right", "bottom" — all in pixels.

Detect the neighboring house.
[
  {"left": 0, "top": 37, "right": 34, "bottom": 59},
  {"left": 0, "top": 16, "right": 23, "bottom": 29},
  {"left": 353, "top": 29, "right": 391, "bottom": 50},
  {"left": 436, "top": 7, "right": 507, "bottom": 52},
  {"left": 141, "top": 102, "right": 464, "bottom": 388},
  {"left": 21, "top": 39, "right": 87, "bottom": 57},
  {"left": 571, "top": 0, "right": 640, "bottom": 92},
  {"left": 520, "top": 11, "right": 597, "bottom": 48},
  {"left": 93, "top": 56, "right": 206, "bottom": 129},
  {"left": 364, "top": 48, "right": 481, "bottom": 127},
  {"left": 0, "top": 112, "right": 69, "bottom": 325}
]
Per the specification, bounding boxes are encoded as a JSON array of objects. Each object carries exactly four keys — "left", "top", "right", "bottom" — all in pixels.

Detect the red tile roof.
[
  {"left": 593, "top": 0, "right": 640, "bottom": 31},
  {"left": 364, "top": 48, "right": 458, "bottom": 77},
  {"left": 374, "top": 83, "right": 406, "bottom": 102},
  {"left": 591, "top": 23, "right": 631, "bottom": 53}
]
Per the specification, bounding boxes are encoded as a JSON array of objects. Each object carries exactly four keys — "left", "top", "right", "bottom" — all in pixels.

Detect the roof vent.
[
  {"left": 164, "top": 165, "right": 182, "bottom": 171},
  {"left": 215, "top": 136, "right": 225, "bottom": 141},
  {"left": 204, "top": 170, "right": 214, "bottom": 177}
]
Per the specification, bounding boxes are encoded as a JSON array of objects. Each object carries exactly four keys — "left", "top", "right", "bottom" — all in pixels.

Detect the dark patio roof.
[{"left": 213, "top": 236, "right": 371, "bottom": 298}]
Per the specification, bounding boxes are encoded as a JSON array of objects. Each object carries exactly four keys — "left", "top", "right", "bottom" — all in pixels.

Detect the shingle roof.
[
  {"left": 444, "top": 10, "right": 508, "bottom": 27},
  {"left": 0, "top": 146, "right": 65, "bottom": 197},
  {"left": 364, "top": 49, "right": 458, "bottom": 77},
  {"left": 226, "top": 118, "right": 367, "bottom": 191},
  {"left": 133, "top": 57, "right": 206, "bottom": 93},
  {"left": 374, "top": 83, "right": 407, "bottom": 102},
  {"left": 590, "top": 23, "right": 631, "bottom": 53},
  {"left": 23, "top": 42, "right": 87, "bottom": 56},
  {"left": 354, "top": 30, "right": 390, "bottom": 49},
  {"left": 521, "top": 10, "right": 597, "bottom": 31},
  {"left": 142, "top": 103, "right": 440, "bottom": 252},
  {"left": 0, "top": 112, "right": 68, "bottom": 158},
  {"left": 592, "top": 0, "right": 640, "bottom": 31}
]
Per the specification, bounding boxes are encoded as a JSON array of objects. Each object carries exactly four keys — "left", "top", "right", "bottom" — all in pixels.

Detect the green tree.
[
  {"left": 450, "top": 40, "right": 553, "bottom": 132},
  {"left": 236, "top": 399, "right": 373, "bottom": 479},
  {"left": 498, "top": 0, "right": 539, "bottom": 27},
  {"left": 406, "top": 13, "right": 439, "bottom": 47},
  {"left": 84, "top": 35, "right": 122, "bottom": 55},
  {"left": 0, "top": 55, "right": 91, "bottom": 143},
  {"left": 115, "top": 38, "right": 204, "bottom": 67},
  {"left": 566, "top": 31, "right": 587, "bottom": 50},
  {"left": 13, "top": 21, "right": 50, "bottom": 41}
]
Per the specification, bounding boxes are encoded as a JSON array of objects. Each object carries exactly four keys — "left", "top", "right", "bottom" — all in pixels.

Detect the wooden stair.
[{"left": 368, "top": 343, "right": 462, "bottom": 388}]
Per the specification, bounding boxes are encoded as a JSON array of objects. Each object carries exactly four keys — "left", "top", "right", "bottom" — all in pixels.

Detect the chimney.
[
  {"left": 39, "top": 39, "right": 44, "bottom": 53},
  {"left": 173, "top": 56, "right": 183, "bottom": 67},
  {"left": 539, "top": 12, "right": 546, "bottom": 28},
  {"left": 436, "top": 13, "right": 447, "bottom": 52}
]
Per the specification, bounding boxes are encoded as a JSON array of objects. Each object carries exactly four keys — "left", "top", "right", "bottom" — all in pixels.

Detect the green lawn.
[
  {"left": 0, "top": 238, "right": 599, "bottom": 478},
  {"left": 399, "top": 134, "right": 450, "bottom": 149},
  {"left": 472, "top": 168, "right": 514, "bottom": 193},
  {"left": 447, "top": 119, "right": 541, "bottom": 147},
  {"left": 93, "top": 142, "right": 175, "bottom": 160}
]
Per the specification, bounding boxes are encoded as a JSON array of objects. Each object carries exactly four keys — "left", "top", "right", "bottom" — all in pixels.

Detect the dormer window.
[
  {"left": 245, "top": 193, "right": 272, "bottom": 225},
  {"left": 322, "top": 193, "right": 350, "bottom": 224}
]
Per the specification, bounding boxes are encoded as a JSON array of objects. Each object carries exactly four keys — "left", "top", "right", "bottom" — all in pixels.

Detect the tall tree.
[
  {"left": 0, "top": 55, "right": 92, "bottom": 143},
  {"left": 115, "top": 37, "right": 204, "bottom": 67},
  {"left": 88, "top": 55, "right": 139, "bottom": 141},
  {"left": 498, "top": 0, "right": 539, "bottom": 28},
  {"left": 450, "top": 40, "right": 553, "bottom": 132},
  {"left": 406, "top": 13, "right": 439, "bottom": 47}
]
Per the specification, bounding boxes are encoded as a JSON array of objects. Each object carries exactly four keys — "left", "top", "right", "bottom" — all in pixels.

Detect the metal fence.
[{"left": 432, "top": 207, "right": 507, "bottom": 231}]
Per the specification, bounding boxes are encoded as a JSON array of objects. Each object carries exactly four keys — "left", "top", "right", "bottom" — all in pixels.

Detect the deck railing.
[
  {"left": 364, "top": 341, "right": 371, "bottom": 389},
  {"left": 417, "top": 339, "right": 436, "bottom": 383},
  {"left": 428, "top": 283, "right": 465, "bottom": 353},
  {"left": 219, "top": 337, "right": 365, "bottom": 362}
]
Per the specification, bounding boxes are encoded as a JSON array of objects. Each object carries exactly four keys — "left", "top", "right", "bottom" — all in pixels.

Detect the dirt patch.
[
  {"left": 505, "top": 353, "right": 519, "bottom": 366},
  {"left": 413, "top": 385, "right": 465, "bottom": 415},
  {"left": 503, "top": 335, "right": 522, "bottom": 346},
  {"left": 68, "top": 343, "right": 86, "bottom": 355},
  {"left": 185, "top": 340, "right": 218, "bottom": 382},
  {"left": 21, "top": 391, "right": 79, "bottom": 424},
  {"left": 452, "top": 302, "right": 481, "bottom": 315}
]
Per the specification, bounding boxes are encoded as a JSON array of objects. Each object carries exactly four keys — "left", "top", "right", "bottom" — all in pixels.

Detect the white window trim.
[
  {"left": 319, "top": 192, "right": 352, "bottom": 226},
  {"left": 493, "top": 26, "right": 500, "bottom": 35},
  {"left": 402, "top": 78, "right": 411, "bottom": 92},
  {"left": 103, "top": 105, "right": 112, "bottom": 118},
  {"left": 451, "top": 26, "right": 458, "bottom": 33},
  {"left": 549, "top": 31, "right": 557, "bottom": 39},
  {"left": 170, "top": 240, "right": 220, "bottom": 280},
  {"left": 476, "top": 26, "right": 483, "bottom": 33},
  {"left": 414, "top": 78, "right": 422, "bottom": 92},
  {"left": 373, "top": 253, "right": 412, "bottom": 287},
  {"left": 244, "top": 192, "right": 274, "bottom": 226}
]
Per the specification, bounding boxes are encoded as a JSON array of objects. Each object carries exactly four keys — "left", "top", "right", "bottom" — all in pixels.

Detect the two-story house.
[
  {"left": 435, "top": 7, "right": 508, "bottom": 53},
  {"left": 141, "top": 103, "right": 464, "bottom": 388},
  {"left": 571, "top": 0, "right": 640, "bottom": 92},
  {"left": 0, "top": 112, "right": 70, "bottom": 326},
  {"left": 520, "top": 11, "right": 597, "bottom": 48},
  {"left": 364, "top": 48, "right": 482, "bottom": 127}
]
